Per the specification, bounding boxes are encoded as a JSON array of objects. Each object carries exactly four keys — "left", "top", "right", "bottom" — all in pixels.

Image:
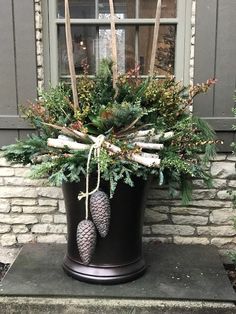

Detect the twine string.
[{"left": 78, "top": 135, "right": 105, "bottom": 220}]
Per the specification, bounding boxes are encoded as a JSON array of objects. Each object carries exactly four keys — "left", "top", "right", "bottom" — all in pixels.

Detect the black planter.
[{"left": 62, "top": 176, "right": 149, "bottom": 284}]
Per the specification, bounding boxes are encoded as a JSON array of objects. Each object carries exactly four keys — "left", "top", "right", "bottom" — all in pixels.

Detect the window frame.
[{"left": 44, "top": 0, "right": 192, "bottom": 86}]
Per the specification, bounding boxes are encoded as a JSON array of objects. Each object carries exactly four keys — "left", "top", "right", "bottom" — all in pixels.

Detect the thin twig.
[
  {"left": 149, "top": 0, "right": 162, "bottom": 76},
  {"left": 65, "top": 0, "right": 79, "bottom": 110},
  {"left": 108, "top": 0, "right": 119, "bottom": 97}
]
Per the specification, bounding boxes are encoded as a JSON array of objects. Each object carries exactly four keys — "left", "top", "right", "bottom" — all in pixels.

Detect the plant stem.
[
  {"left": 65, "top": 0, "right": 79, "bottom": 110},
  {"left": 149, "top": 0, "right": 162, "bottom": 76}
]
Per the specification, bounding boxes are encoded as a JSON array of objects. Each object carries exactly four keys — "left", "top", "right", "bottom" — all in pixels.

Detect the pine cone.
[
  {"left": 90, "top": 190, "right": 111, "bottom": 238},
  {"left": 76, "top": 220, "right": 97, "bottom": 265}
]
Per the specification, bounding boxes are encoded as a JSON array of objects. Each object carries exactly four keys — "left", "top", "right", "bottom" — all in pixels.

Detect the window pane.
[
  {"left": 58, "top": 25, "right": 96, "bottom": 76},
  {"left": 140, "top": 0, "right": 177, "bottom": 18},
  {"left": 138, "top": 25, "right": 176, "bottom": 75},
  {"left": 99, "top": 26, "right": 135, "bottom": 72},
  {"left": 98, "top": 0, "right": 135, "bottom": 19},
  {"left": 57, "top": 0, "right": 95, "bottom": 19}
]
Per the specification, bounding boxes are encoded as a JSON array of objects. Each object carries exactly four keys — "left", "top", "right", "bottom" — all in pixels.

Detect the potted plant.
[{"left": 2, "top": 0, "right": 217, "bottom": 284}]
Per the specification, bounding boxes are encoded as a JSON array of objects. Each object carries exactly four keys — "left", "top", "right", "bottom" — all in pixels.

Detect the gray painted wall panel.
[
  {"left": 193, "top": 0, "right": 217, "bottom": 117},
  {"left": 214, "top": 0, "right": 236, "bottom": 117},
  {"left": 13, "top": 0, "right": 37, "bottom": 105},
  {"left": 194, "top": 0, "right": 236, "bottom": 152},
  {"left": 0, "top": 0, "right": 17, "bottom": 115}
]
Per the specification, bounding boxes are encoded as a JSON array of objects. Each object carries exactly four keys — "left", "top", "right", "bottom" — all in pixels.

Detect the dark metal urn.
[{"left": 62, "top": 176, "right": 149, "bottom": 284}]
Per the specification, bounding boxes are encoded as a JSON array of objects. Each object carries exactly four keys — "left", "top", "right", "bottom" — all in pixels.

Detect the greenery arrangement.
[
  {"left": 2, "top": 60, "right": 216, "bottom": 203},
  {"left": 2, "top": 0, "right": 217, "bottom": 205}
]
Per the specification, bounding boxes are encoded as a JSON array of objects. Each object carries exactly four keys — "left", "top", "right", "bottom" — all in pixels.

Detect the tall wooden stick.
[
  {"left": 65, "top": 0, "right": 79, "bottom": 110},
  {"left": 149, "top": 0, "right": 162, "bottom": 76},
  {"left": 108, "top": 0, "right": 118, "bottom": 96}
]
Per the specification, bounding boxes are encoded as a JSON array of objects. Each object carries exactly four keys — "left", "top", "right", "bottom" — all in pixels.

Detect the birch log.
[
  {"left": 65, "top": 0, "right": 79, "bottom": 110},
  {"left": 149, "top": 0, "right": 162, "bottom": 76},
  {"left": 47, "top": 137, "right": 160, "bottom": 167}
]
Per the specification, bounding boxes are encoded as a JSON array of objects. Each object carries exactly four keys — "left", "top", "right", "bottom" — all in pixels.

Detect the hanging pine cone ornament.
[
  {"left": 76, "top": 219, "right": 97, "bottom": 265},
  {"left": 90, "top": 190, "right": 111, "bottom": 238}
]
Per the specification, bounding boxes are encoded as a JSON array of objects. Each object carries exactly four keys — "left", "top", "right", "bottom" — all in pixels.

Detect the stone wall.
[{"left": 0, "top": 154, "right": 235, "bottom": 256}]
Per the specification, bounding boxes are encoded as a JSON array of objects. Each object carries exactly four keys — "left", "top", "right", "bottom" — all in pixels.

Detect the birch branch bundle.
[
  {"left": 149, "top": 0, "right": 162, "bottom": 76},
  {"left": 47, "top": 137, "right": 160, "bottom": 168},
  {"left": 108, "top": 0, "right": 118, "bottom": 96},
  {"left": 65, "top": 0, "right": 79, "bottom": 110}
]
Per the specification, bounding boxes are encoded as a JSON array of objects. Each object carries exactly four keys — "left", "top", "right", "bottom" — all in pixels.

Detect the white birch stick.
[
  {"left": 65, "top": 0, "right": 79, "bottom": 110},
  {"left": 47, "top": 138, "right": 91, "bottom": 150},
  {"left": 133, "top": 142, "right": 164, "bottom": 150},
  {"left": 149, "top": 0, "right": 162, "bottom": 76},
  {"left": 47, "top": 138, "right": 160, "bottom": 167},
  {"left": 132, "top": 131, "right": 174, "bottom": 142}
]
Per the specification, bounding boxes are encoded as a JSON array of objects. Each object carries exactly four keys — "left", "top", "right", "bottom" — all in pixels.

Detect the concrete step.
[{"left": 0, "top": 296, "right": 235, "bottom": 314}]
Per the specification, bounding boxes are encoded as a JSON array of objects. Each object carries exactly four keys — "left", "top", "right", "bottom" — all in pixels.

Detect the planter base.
[{"left": 63, "top": 255, "right": 146, "bottom": 284}]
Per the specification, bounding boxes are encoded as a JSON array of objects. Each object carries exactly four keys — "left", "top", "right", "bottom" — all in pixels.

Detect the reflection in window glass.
[
  {"left": 139, "top": 25, "right": 176, "bottom": 75},
  {"left": 57, "top": 0, "right": 95, "bottom": 18},
  {"left": 58, "top": 25, "right": 96, "bottom": 76},
  {"left": 98, "top": 0, "right": 135, "bottom": 19},
  {"left": 140, "top": 0, "right": 177, "bottom": 18},
  {"left": 99, "top": 27, "right": 135, "bottom": 72}
]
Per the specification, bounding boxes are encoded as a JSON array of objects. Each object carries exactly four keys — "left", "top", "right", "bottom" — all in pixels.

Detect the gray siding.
[
  {"left": 194, "top": 0, "right": 236, "bottom": 152},
  {"left": 0, "top": 0, "right": 36, "bottom": 147}
]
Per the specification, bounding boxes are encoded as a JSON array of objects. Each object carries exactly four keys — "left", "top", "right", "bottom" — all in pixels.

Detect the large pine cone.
[
  {"left": 76, "top": 220, "right": 97, "bottom": 265},
  {"left": 90, "top": 190, "right": 111, "bottom": 238}
]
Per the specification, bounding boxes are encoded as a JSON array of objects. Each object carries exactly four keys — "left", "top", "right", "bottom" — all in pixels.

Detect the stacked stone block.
[{"left": 143, "top": 154, "right": 236, "bottom": 256}]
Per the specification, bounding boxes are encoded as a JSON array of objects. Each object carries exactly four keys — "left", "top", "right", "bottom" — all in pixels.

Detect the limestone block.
[
  {"left": 11, "top": 199, "right": 38, "bottom": 206},
  {"left": 17, "top": 234, "right": 35, "bottom": 244},
  {"left": 142, "top": 226, "right": 151, "bottom": 235},
  {"left": 211, "top": 162, "right": 236, "bottom": 179},
  {"left": 4, "top": 177, "right": 47, "bottom": 186},
  {"left": 146, "top": 205, "right": 169, "bottom": 213},
  {"left": 59, "top": 200, "right": 66, "bottom": 213},
  {"left": 142, "top": 236, "right": 172, "bottom": 244},
  {"left": 41, "top": 215, "right": 53, "bottom": 223},
  {"left": 12, "top": 225, "right": 28, "bottom": 234},
  {"left": 0, "top": 225, "right": 11, "bottom": 233},
  {"left": 211, "top": 154, "right": 227, "bottom": 161},
  {"left": 228, "top": 180, "right": 236, "bottom": 188},
  {"left": 173, "top": 236, "right": 209, "bottom": 245},
  {"left": 38, "top": 199, "right": 58, "bottom": 206},
  {"left": 14, "top": 168, "right": 31, "bottom": 177},
  {"left": 192, "top": 189, "right": 216, "bottom": 200},
  {"left": 211, "top": 237, "right": 236, "bottom": 249},
  {"left": 217, "top": 190, "right": 233, "bottom": 200},
  {"left": 0, "top": 200, "right": 10, "bottom": 213},
  {"left": 151, "top": 224, "right": 195, "bottom": 236},
  {"left": 31, "top": 224, "right": 67, "bottom": 234},
  {"left": 37, "top": 234, "right": 67, "bottom": 243},
  {"left": 172, "top": 215, "right": 208, "bottom": 226},
  {"left": 37, "top": 187, "right": 63, "bottom": 199},
  {"left": 227, "top": 155, "right": 236, "bottom": 162},
  {"left": 144, "top": 209, "right": 168, "bottom": 223},
  {"left": 210, "top": 209, "right": 235, "bottom": 225},
  {"left": 170, "top": 207, "right": 209, "bottom": 216},
  {"left": 22, "top": 206, "right": 56, "bottom": 214},
  {"left": 0, "top": 214, "right": 38, "bottom": 224},
  {"left": 0, "top": 157, "right": 11, "bottom": 167},
  {"left": 0, "top": 178, "right": 3, "bottom": 185},
  {"left": 0, "top": 187, "right": 38, "bottom": 198},
  {"left": 187, "top": 200, "right": 232, "bottom": 208},
  {"left": 54, "top": 215, "right": 67, "bottom": 224},
  {"left": 0, "top": 168, "right": 14, "bottom": 176},
  {"left": 11, "top": 206, "right": 22, "bottom": 213},
  {"left": 1, "top": 234, "right": 16, "bottom": 246},
  {"left": 197, "top": 226, "right": 236, "bottom": 237}
]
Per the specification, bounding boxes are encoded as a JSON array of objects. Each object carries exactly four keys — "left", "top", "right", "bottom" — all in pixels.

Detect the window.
[{"left": 47, "top": 0, "right": 191, "bottom": 84}]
